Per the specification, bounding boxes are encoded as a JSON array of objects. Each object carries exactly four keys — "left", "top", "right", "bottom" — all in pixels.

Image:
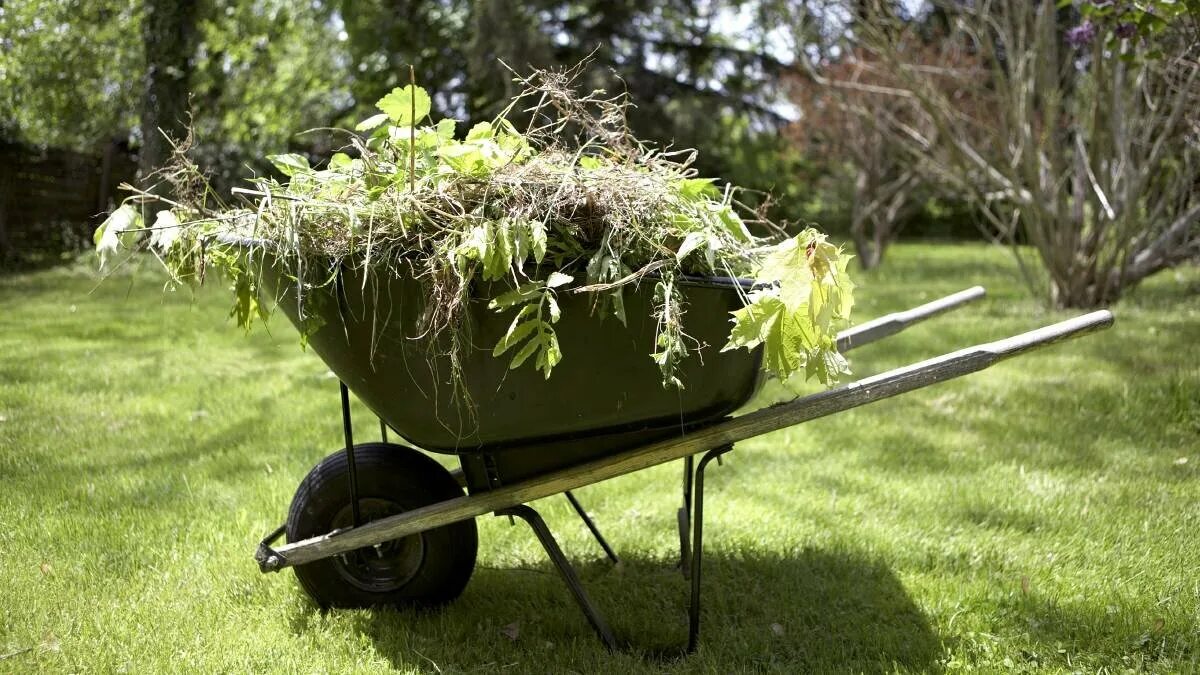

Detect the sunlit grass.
[{"left": 1, "top": 244, "right": 1196, "bottom": 673}]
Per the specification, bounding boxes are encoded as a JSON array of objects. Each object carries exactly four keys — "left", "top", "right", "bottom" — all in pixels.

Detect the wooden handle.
[
  {"left": 838, "top": 286, "right": 986, "bottom": 352},
  {"left": 985, "top": 310, "right": 1114, "bottom": 359}
]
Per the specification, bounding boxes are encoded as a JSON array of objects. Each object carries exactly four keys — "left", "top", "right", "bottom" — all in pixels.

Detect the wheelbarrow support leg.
[
  {"left": 678, "top": 455, "right": 694, "bottom": 577},
  {"left": 339, "top": 381, "right": 362, "bottom": 527},
  {"left": 563, "top": 491, "right": 620, "bottom": 565},
  {"left": 688, "top": 444, "right": 733, "bottom": 653},
  {"left": 497, "top": 505, "right": 618, "bottom": 651}
]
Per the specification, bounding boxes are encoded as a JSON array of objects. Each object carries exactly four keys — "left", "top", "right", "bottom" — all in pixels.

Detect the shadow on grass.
[{"left": 288, "top": 546, "right": 941, "bottom": 673}]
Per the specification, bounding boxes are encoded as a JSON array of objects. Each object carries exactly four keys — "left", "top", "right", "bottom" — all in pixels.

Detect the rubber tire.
[{"left": 286, "top": 443, "right": 477, "bottom": 609}]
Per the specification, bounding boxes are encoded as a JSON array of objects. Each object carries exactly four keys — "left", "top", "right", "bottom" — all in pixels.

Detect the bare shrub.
[{"left": 830, "top": 0, "right": 1199, "bottom": 307}]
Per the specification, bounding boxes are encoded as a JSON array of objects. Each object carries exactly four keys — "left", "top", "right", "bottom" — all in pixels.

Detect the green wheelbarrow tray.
[
  {"left": 257, "top": 254, "right": 766, "bottom": 487},
  {"left": 230, "top": 239, "right": 1113, "bottom": 653}
]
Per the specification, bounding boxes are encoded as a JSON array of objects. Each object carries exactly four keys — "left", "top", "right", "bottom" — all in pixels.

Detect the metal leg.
[
  {"left": 339, "top": 381, "right": 361, "bottom": 527},
  {"left": 563, "top": 491, "right": 620, "bottom": 564},
  {"left": 497, "top": 505, "right": 618, "bottom": 651},
  {"left": 678, "top": 455, "right": 694, "bottom": 578},
  {"left": 688, "top": 444, "right": 733, "bottom": 654}
]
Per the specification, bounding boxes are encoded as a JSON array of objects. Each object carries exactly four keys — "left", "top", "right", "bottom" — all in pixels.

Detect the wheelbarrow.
[{"left": 247, "top": 254, "right": 1113, "bottom": 652}]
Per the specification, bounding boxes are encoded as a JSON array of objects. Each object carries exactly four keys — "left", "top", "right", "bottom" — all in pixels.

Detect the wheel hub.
[{"left": 331, "top": 498, "right": 426, "bottom": 593}]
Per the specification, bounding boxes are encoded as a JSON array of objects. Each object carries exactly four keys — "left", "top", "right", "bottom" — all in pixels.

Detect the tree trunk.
[
  {"left": 849, "top": 170, "right": 881, "bottom": 270},
  {"left": 0, "top": 180, "right": 12, "bottom": 265},
  {"left": 466, "top": 0, "right": 553, "bottom": 121},
  {"left": 0, "top": 141, "right": 14, "bottom": 265},
  {"left": 139, "top": 0, "right": 197, "bottom": 194}
]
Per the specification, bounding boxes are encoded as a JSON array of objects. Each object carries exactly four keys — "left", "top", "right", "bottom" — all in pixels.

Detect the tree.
[
  {"left": 0, "top": 1, "right": 143, "bottom": 150},
  {"left": 342, "top": 1, "right": 799, "bottom": 180},
  {"left": 188, "top": 0, "right": 346, "bottom": 191},
  {"left": 2, "top": 0, "right": 822, "bottom": 227},
  {"left": 791, "top": 48, "right": 929, "bottom": 269},
  {"left": 138, "top": 0, "right": 197, "bottom": 191},
  {"left": 846, "top": 0, "right": 1200, "bottom": 307},
  {"left": 790, "top": 2, "right": 984, "bottom": 269},
  {"left": 1, "top": 1, "right": 344, "bottom": 186},
  {"left": 336, "top": 0, "right": 469, "bottom": 124},
  {"left": 336, "top": 0, "right": 813, "bottom": 220}
]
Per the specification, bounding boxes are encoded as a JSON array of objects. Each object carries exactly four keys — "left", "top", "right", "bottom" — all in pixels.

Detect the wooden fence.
[{"left": 0, "top": 140, "right": 136, "bottom": 263}]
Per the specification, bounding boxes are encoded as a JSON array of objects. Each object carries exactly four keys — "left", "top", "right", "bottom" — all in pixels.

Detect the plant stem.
[{"left": 409, "top": 65, "right": 417, "bottom": 193}]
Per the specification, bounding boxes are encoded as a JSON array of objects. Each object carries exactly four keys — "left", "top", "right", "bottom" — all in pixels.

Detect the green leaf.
[
  {"left": 94, "top": 204, "right": 142, "bottom": 269},
  {"left": 546, "top": 272, "right": 573, "bottom": 288},
  {"left": 678, "top": 177, "right": 720, "bottom": 200},
  {"left": 496, "top": 118, "right": 523, "bottom": 137},
  {"left": 482, "top": 222, "right": 514, "bottom": 281},
  {"left": 355, "top": 113, "right": 390, "bottom": 132},
  {"left": 610, "top": 287, "right": 627, "bottom": 325},
  {"left": 376, "top": 85, "right": 431, "bottom": 127},
  {"left": 454, "top": 223, "right": 489, "bottom": 264},
  {"left": 149, "top": 210, "right": 180, "bottom": 252},
  {"left": 508, "top": 336, "right": 541, "bottom": 369},
  {"left": 723, "top": 229, "right": 854, "bottom": 383},
  {"left": 436, "top": 118, "right": 457, "bottom": 140},
  {"left": 465, "top": 121, "right": 493, "bottom": 141},
  {"left": 803, "top": 346, "right": 848, "bottom": 385},
  {"left": 586, "top": 248, "right": 611, "bottom": 282},
  {"left": 715, "top": 204, "right": 752, "bottom": 242},
  {"left": 488, "top": 282, "right": 543, "bottom": 309},
  {"left": 756, "top": 238, "right": 815, "bottom": 311},
  {"left": 676, "top": 231, "right": 707, "bottom": 261},
  {"left": 507, "top": 218, "right": 530, "bottom": 265},
  {"left": 268, "top": 153, "right": 310, "bottom": 177},
  {"left": 229, "top": 272, "right": 264, "bottom": 331},
  {"left": 723, "top": 293, "right": 784, "bottom": 351},
  {"left": 529, "top": 220, "right": 547, "bottom": 264},
  {"left": 437, "top": 142, "right": 486, "bottom": 174},
  {"left": 704, "top": 233, "right": 724, "bottom": 269},
  {"left": 415, "top": 126, "right": 444, "bottom": 150},
  {"left": 763, "top": 309, "right": 803, "bottom": 377},
  {"left": 537, "top": 331, "right": 562, "bottom": 378},
  {"left": 493, "top": 319, "right": 539, "bottom": 357},
  {"left": 495, "top": 129, "right": 530, "bottom": 161}
]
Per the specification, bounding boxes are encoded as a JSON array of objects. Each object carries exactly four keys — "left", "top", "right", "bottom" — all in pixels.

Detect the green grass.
[{"left": 1, "top": 243, "right": 1197, "bottom": 673}]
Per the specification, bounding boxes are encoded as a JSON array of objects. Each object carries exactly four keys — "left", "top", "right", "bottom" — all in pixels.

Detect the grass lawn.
[{"left": 1, "top": 243, "right": 1197, "bottom": 673}]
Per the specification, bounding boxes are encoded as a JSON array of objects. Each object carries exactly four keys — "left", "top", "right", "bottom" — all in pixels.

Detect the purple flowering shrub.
[
  {"left": 1066, "top": 20, "right": 1097, "bottom": 48},
  {"left": 1070, "top": 0, "right": 1199, "bottom": 54}
]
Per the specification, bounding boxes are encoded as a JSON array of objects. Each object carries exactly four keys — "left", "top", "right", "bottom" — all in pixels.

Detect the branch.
[{"left": 1118, "top": 201, "right": 1200, "bottom": 284}]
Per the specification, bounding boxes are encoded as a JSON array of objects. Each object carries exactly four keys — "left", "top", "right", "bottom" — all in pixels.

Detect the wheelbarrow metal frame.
[{"left": 259, "top": 305, "right": 1111, "bottom": 572}]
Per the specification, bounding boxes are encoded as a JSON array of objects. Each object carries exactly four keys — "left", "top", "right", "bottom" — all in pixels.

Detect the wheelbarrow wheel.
[{"left": 286, "top": 442, "right": 477, "bottom": 609}]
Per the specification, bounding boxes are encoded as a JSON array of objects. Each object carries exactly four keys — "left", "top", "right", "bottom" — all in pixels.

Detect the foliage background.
[
  {"left": 3, "top": 1, "right": 1195, "bottom": 264},
  {"left": 0, "top": 0, "right": 969, "bottom": 238}
]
